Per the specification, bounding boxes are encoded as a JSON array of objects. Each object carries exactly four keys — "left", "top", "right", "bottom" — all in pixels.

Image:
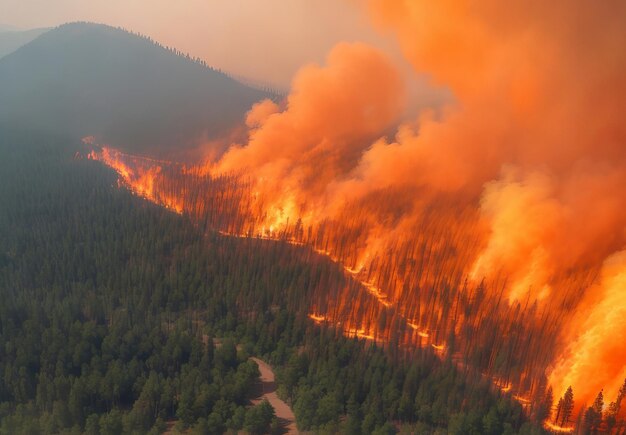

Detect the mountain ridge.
[{"left": 0, "top": 22, "right": 276, "bottom": 154}]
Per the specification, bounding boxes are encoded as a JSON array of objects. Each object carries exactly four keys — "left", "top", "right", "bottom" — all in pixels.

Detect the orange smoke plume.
[
  {"left": 88, "top": 0, "right": 626, "bottom": 417},
  {"left": 368, "top": 0, "right": 626, "bottom": 409},
  {"left": 214, "top": 42, "right": 406, "bottom": 227}
]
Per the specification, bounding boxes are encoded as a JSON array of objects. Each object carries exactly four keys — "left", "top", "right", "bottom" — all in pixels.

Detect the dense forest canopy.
[{"left": 0, "top": 122, "right": 546, "bottom": 435}]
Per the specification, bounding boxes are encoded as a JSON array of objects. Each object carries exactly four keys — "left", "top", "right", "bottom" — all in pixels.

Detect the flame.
[
  {"left": 512, "top": 395, "right": 531, "bottom": 405},
  {"left": 346, "top": 328, "right": 376, "bottom": 341},
  {"left": 88, "top": 147, "right": 183, "bottom": 214},
  {"left": 308, "top": 313, "right": 326, "bottom": 323},
  {"left": 84, "top": 0, "right": 626, "bottom": 424},
  {"left": 543, "top": 421, "right": 574, "bottom": 433},
  {"left": 549, "top": 251, "right": 626, "bottom": 407},
  {"left": 407, "top": 323, "right": 431, "bottom": 338},
  {"left": 495, "top": 380, "right": 512, "bottom": 393},
  {"left": 367, "top": 0, "right": 626, "bottom": 411}
]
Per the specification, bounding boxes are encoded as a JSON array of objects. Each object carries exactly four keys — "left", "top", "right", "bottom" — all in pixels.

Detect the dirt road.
[{"left": 250, "top": 357, "right": 298, "bottom": 434}]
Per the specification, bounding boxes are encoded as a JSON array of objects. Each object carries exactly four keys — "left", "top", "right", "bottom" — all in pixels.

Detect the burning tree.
[
  {"left": 582, "top": 390, "right": 604, "bottom": 434},
  {"left": 554, "top": 386, "right": 575, "bottom": 428}
]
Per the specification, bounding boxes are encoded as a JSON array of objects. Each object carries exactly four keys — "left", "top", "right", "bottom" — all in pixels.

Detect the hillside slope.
[
  {"left": 0, "top": 27, "right": 49, "bottom": 59},
  {"left": 0, "top": 22, "right": 274, "bottom": 153},
  {"left": 0, "top": 124, "right": 533, "bottom": 433}
]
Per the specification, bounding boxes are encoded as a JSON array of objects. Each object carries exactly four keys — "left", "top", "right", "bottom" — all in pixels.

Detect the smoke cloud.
[
  {"left": 92, "top": 0, "right": 626, "bottom": 411},
  {"left": 214, "top": 0, "right": 626, "bottom": 406},
  {"left": 214, "top": 42, "right": 406, "bottom": 226},
  {"left": 363, "top": 0, "right": 626, "bottom": 406}
]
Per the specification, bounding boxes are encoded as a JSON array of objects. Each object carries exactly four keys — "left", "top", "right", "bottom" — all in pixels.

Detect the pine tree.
[
  {"left": 537, "top": 386, "right": 553, "bottom": 424},
  {"left": 559, "top": 386, "right": 574, "bottom": 427},
  {"left": 606, "top": 380, "right": 626, "bottom": 432},
  {"left": 583, "top": 390, "right": 604, "bottom": 434},
  {"left": 554, "top": 397, "right": 564, "bottom": 424},
  {"left": 616, "top": 378, "right": 626, "bottom": 413},
  {"left": 592, "top": 390, "right": 604, "bottom": 415}
]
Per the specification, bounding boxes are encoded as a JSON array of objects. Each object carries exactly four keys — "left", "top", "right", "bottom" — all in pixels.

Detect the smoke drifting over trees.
[{"left": 70, "top": 0, "right": 626, "bottom": 430}]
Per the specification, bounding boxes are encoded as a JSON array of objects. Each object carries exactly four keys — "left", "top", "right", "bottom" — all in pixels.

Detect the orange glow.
[
  {"left": 495, "top": 381, "right": 512, "bottom": 393},
  {"left": 346, "top": 328, "right": 376, "bottom": 342},
  {"left": 86, "top": 0, "right": 626, "bottom": 422},
  {"left": 549, "top": 251, "right": 626, "bottom": 408},
  {"left": 368, "top": 0, "right": 626, "bottom": 413},
  {"left": 512, "top": 395, "right": 531, "bottom": 405},
  {"left": 88, "top": 146, "right": 183, "bottom": 214},
  {"left": 308, "top": 313, "right": 327, "bottom": 323},
  {"left": 544, "top": 421, "right": 574, "bottom": 433}
]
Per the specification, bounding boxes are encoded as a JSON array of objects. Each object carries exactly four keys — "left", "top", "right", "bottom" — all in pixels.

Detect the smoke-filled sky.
[
  {"left": 0, "top": 0, "right": 398, "bottom": 88},
  {"left": 6, "top": 0, "right": 626, "bottom": 418}
]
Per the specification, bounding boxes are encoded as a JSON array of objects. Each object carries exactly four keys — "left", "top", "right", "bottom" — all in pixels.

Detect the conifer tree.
[{"left": 560, "top": 386, "right": 574, "bottom": 427}]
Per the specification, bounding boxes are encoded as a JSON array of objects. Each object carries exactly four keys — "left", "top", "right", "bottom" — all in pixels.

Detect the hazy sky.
[{"left": 0, "top": 0, "right": 400, "bottom": 87}]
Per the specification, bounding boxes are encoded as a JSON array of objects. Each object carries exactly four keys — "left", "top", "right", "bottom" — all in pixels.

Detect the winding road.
[{"left": 250, "top": 357, "right": 298, "bottom": 434}]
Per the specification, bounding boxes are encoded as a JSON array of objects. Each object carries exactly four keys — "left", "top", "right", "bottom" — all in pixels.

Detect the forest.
[
  {"left": 0, "top": 127, "right": 556, "bottom": 435},
  {"left": 87, "top": 143, "right": 626, "bottom": 435},
  {"left": 1, "top": 0, "right": 625, "bottom": 431}
]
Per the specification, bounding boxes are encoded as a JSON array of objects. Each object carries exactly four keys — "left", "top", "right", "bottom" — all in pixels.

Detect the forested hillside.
[
  {"left": 0, "top": 23, "right": 275, "bottom": 155},
  {"left": 0, "top": 126, "right": 546, "bottom": 434}
]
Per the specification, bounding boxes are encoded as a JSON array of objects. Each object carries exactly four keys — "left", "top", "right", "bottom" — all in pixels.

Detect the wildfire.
[
  {"left": 512, "top": 395, "right": 531, "bottom": 405},
  {"left": 84, "top": 0, "right": 626, "bottom": 420},
  {"left": 308, "top": 313, "right": 326, "bottom": 323},
  {"left": 407, "top": 323, "right": 430, "bottom": 338},
  {"left": 543, "top": 421, "right": 574, "bottom": 433},
  {"left": 88, "top": 147, "right": 183, "bottom": 214},
  {"left": 346, "top": 327, "right": 377, "bottom": 342},
  {"left": 360, "top": 282, "right": 392, "bottom": 308},
  {"left": 84, "top": 141, "right": 569, "bottom": 409}
]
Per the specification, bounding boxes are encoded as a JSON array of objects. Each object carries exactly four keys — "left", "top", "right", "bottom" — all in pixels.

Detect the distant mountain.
[
  {"left": 0, "top": 24, "right": 20, "bottom": 32},
  {"left": 0, "top": 22, "right": 276, "bottom": 153},
  {"left": 0, "top": 27, "right": 49, "bottom": 59}
]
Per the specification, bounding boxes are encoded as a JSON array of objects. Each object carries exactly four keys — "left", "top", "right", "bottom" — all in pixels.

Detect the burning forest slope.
[
  {"left": 0, "top": 126, "right": 534, "bottom": 433},
  {"left": 84, "top": 2, "right": 626, "bottom": 428},
  {"left": 0, "top": 22, "right": 275, "bottom": 154}
]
